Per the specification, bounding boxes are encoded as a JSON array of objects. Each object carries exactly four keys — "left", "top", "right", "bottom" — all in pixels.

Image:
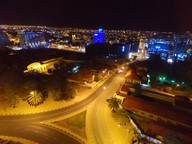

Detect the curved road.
[
  {"left": 89, "top": 73, "right": 125, "bottom": 144},
  {"left": 0, "top": 72, "right": 120, "bottom": 144}
]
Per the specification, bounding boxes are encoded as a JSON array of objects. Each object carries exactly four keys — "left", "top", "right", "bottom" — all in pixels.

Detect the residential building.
[{"left": 122, "top": 96, "right": 192, "bottom": 143}]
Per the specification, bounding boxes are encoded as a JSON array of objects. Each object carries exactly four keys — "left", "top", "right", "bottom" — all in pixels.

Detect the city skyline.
[
  {"left": 0, "top": 6, "right": 192, "bottom": 143},
  {"left": 1, "top": 0, "right": 192, "bottom": 33}
]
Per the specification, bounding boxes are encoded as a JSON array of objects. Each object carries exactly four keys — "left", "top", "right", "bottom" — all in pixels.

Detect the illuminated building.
[
  {"left": 149, "top": 35, "right": 174, "bottom": 53},
  {"left": 174, "top": 35, "right": 190, "bottom": 53},
  {"left": 93, "top": 28, "right": 105, "bottom": 43},
  {"left": 0, "top": 31, "right": 10, "bottom": 46},
  {"left": 24, "top": 57, "right": 63, "bottom": 74},
  {"left": 138, "top": 39, "right": 147, "bottom": 60},
  {"left": 148, "top": 33, "right": 190, "bottom": 62},
  {"left": 174, "top": 34, "right": 190, "bottom": 61},
  {"left": 18, "top": 31, "right": 47, "bottom": 48},
  {"left": 148, "top": 34, "right": 175, "bottom": 61}
]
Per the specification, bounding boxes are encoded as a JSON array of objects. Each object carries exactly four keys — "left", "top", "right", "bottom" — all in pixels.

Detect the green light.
[{"left": 158, "top": 76, "right": 166, "bottom": 82}]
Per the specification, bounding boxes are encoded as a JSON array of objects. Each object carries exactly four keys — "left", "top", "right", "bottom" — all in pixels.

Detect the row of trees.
[
  {"left": 0, "top": 69, "right": 76, "bottom": 109},
  {"left": 0, "top": 48, "right": 89, "bottom": 110}
]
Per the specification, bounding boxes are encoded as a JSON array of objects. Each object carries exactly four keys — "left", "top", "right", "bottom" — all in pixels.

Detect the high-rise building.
[{"left": 93, "top": 28, "right": 105, "bottom": 44}]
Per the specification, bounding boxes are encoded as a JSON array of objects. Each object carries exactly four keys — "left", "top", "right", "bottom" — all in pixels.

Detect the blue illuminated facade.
[
  {"left": 93, "top": 28, "right": 105, "bottom": 44},
  {"left": 149, "top": 34, "right": 189, "bottom": 54},
  {"left": 149, "top": 37, "right": 174, "bottom": 53},
  {"left": 148, "top": 34, "right": 190, "bottom": 62},
  {"left": 0, "top": 31, "right": 10, "bottom": 46},
  {"left": 18, "top": 31, "right": 47, "bottom": 48}
]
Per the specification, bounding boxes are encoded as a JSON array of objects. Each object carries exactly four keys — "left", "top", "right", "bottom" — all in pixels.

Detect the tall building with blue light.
[{"left": 93, "top": 28, "right": 105, "bottom": 44}]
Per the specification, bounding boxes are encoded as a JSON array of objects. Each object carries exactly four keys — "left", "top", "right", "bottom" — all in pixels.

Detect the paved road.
[
  {"left": 0, "top": 73, "right": 120, "bottom": 144},
  {"left": 89, "top": 73, "right": 125, "bottom": 144},
  {"left": 0, "top": 123, "right": 79, "bottom": 144}
]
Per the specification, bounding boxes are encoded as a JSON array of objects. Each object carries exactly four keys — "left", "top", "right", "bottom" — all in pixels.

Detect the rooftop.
[{"left": 122, "top": 96, "right": 192, "bottom": 143}]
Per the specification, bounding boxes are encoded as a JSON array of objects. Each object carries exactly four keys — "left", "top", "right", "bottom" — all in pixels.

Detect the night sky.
[{"left": 1, "top": 0, "right": 192, "bottom": 33}]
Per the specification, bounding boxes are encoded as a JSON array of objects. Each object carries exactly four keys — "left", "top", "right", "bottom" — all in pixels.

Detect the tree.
[
  {"left": 20, "top": 80, "right": 39, "bottom": 101},
  {"left": 0, "top": 94, "right": 20, "bottom": 109},
  {"left": 48, "top": 88, "right": 62, "bottom": 101},
  {"left": 94, "top": 73, "right": 103, "bottom": 82},
  {"left": 27, "top": 90, "right": 45, "bottom": 107},
  {"left": 107, "top": 98, "right": 119, "bottom": 111},
  {"left": 113, "top": 109, "right": 130, "bottom": 125},
  {"left": 5, "top": 95, "right": 20, "bottom": 109},
  {"left": 0, "top": 80, "right": 21, "bottom": 110},
  {"left": 48, "top": 83, "right": 76, "bottom": 101},
  {"left": 62, "top": 83, "right": 76, "bottom": 99}
]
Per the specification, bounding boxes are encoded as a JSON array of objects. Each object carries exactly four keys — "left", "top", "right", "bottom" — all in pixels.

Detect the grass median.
[{"left": 54, "top": 110, "right": 87, "bottom": 139}]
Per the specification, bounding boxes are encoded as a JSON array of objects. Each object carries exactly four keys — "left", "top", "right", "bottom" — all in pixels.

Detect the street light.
[
  {"left": 175, "top": 84, "right": 180, "bottom": 90},
  {"left": 30, "top": 91, "right": 34, "bottom": 95}
]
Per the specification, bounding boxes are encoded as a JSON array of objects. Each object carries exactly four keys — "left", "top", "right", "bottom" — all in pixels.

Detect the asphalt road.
[
  {"left": 0, "top": 123, "right": 79, "bottom": 144},
  {"left": 89, "top": 73, "right": 125, "bottom": 144},
  {"left": 0, "top": 72, "right": 121, "bottom": 144}
]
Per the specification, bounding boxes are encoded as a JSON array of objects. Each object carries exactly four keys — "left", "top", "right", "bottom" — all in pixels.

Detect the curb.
[
  {"left": 0, "top": 135, "right": 37, "bottom": 144},
  {"left": 40, "top": 121, "right": 87, "bottom": 144}
]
